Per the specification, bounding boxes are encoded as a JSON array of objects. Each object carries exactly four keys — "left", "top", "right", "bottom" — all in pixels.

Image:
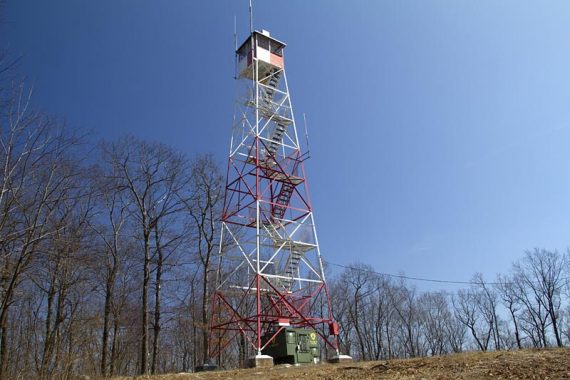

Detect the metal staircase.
[
  {"left": 257, "top": 68, "right": 306, "bottom": 292},
  {"left": 272, "top": 181, "right": 294, "bottom": 220},
  {"left": 262, "top": 68, "right": 281, "bottom": 105},
  {"left": 262, "top": 221, "right": 306, "bottom": 292},
  {"left": 282, "top": 250, "right": 302, "bottom": 291},
  {"left": 259, "top": 69, "right": 292, "bottom": 160},
  {"left": 266, "top": 123, "right": 287, "bottom": 157}
]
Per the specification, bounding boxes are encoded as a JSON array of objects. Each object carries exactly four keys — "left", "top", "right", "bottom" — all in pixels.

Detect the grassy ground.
[{"left": 115, "top": 348, "right": 570, "bottom": 380}]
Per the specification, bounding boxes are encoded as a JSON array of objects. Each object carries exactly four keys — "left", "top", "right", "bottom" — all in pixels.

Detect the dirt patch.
[{"left": 114, "top": 348, "right": 570, "bottom": 380}]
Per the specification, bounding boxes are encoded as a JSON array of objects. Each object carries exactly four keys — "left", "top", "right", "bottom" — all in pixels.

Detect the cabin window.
[
  {"left": 257, "top": 35, "right": 270, "bottom": 51},
  {"left": 271, "top": 43, "right": 283, "bottom": 57},
  {"left": 238, "top": 40, "right": 251, "bottom": 61}
]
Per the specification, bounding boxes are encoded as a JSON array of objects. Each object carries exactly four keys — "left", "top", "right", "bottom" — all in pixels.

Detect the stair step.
[{"left": 260, "top": 70, "right": 282, "bottom": 114}]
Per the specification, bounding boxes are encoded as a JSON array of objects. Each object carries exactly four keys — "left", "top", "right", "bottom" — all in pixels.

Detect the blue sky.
[{"left": 2, "top": 1, "right": 570, "bottom": 291}]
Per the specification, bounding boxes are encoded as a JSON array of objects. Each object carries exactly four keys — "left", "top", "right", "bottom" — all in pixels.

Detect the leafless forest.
[{"left": 1, "top": 35, "right": 570, "bottom": 380}]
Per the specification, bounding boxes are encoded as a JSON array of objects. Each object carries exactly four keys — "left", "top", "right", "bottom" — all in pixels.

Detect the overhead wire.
[
  {"left": 324, "top": 260, "right": 570, "bottom": 287},
  {"left": 325, "top": 260, "right": 485, "bottom": 285}
]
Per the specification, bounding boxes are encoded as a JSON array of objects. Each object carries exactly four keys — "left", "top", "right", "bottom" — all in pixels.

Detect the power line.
[
  {"left": 325, "top": 260, "right": 507, "bottom": 286},
  {"left": 327, "top": 260, "right": 478, "bottom": 285}
]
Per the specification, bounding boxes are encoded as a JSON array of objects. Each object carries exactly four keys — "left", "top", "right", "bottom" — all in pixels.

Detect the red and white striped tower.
[{"left": 209, "top": 29, "right": 342, "bottom": 365}]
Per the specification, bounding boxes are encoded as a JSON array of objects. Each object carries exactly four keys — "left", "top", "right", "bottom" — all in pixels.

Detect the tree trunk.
[
  {"left": 41, "top": 270, "right": 57, "bottom": 379},
  {"left": 352, "top": 296, "right": 367, "bottom": 360},
  {"left": 101, "top": 271, "right": 115, "bottom": 376},
  {"left": 469, "top": 324, "right": 486, "bottom": 352},
  {"left": 110, "top": 314, "right": 119, "bottom": 376},
  {"left": 151, "top": 225, "right": 163, "bottom": 374},
  {"left": 65, "top": 320, "right": 74, "bottom": 380},
  {"left": 0, "top": 313, "right": 8, "bottom": 380},
  {"left": 549, "top": 299, "right": 563, "bottom": 347},
  {"left": 53, "top": 264, "right": 69, "bottom": 378},
  {"left": 141, "top": 231, "right": 151, "bottom": 375},
  {"left": 508, "top": 307, "right": 522, "bottom": 349},
  {"left": 238, "top": 333, "right": 246, "bottom": 368},
  {"left": 0, "top": 258, "right": 12, "bottom": 380},
  {"left": 201, "top": 264, "right": 209, "bottom": 364},
  {"left": 190, "top": 282, "right": 197, "bottom": 371}
]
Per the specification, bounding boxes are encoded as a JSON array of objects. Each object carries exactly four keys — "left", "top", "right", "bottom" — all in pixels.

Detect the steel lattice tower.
[{"left": 209, "top": 30, "right": 341, "bottom": 364}]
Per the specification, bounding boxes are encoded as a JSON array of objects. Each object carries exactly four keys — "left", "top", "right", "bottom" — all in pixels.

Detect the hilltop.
[{"left": 116, "top": 348, "right": 570, "bottom": 380}]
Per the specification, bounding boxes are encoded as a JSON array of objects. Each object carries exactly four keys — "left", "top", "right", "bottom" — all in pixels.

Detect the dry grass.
[{"left": 115, "top": 348, "right": 570, "bottom": 380}]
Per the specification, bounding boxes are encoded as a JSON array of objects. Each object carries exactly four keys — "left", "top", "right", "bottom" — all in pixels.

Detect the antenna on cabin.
[
  {"left": 233, "top": 15, "right": 238, "bottom": 79},
  {"left": 249, "top": 0, "right": 253, "bottom": 33},
  {"left": 234, "top": 15, "right": 238, "bottom": 51}
]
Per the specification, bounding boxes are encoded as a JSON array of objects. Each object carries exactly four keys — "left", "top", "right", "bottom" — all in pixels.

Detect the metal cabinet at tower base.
[{"left": 262, "top": 328, "right": 320, "bottom": 365}]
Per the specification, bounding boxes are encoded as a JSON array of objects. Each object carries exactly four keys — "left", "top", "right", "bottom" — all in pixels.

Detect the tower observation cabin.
[{"left": 237, "top": 30, "right": 286, "bottom": 79}]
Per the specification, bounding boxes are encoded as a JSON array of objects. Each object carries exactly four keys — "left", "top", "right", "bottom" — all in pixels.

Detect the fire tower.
[{"left": 209, "top": 29, "right": 346, "bottom": 366}]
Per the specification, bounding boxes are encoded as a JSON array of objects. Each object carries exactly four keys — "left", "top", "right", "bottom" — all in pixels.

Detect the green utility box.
[{"left": 262, "top": 328, "right": 320, "bottom": 365}]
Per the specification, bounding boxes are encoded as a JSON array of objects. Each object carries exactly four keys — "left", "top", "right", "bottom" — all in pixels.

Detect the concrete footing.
[
  {"left": 328, "top": 354, "right": 353, "bottom": 364},
  {"left": 247, "top": 354, "right": 274, "bottom": 368},
  {"left": 195, "top": 363, "right": 218, "bottom": 372}
]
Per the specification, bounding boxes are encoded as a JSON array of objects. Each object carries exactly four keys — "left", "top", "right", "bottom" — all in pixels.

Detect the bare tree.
[
  {"left": 329, "top": 273, "right": 353, "bottom": 357},
  {"left": 88, "top": 167, "right": 133, "bottom": 377},
  {"left": 495, "top": 274, "right": 523, "bottom": 349},
  {"left": 150, "top": 215, "right": 186, "bottom": 373},
  {"left": 101, "top": 137, "right": 189, "bottom": 374},
  {"left": 183, "top": 154, "right": 223, "bottom": 365},
  {"left": 0, "top": 84, "right": 84, "bottom": 379},
  {"left": 472, "top": 273, "right": 501, "bottom": 350},
  {"left": 36, "top": 185, "right": 95, "bottom": 380},
  {"left": 444, "top": 308, "right": 466, "bottom": 353},
  {"left": 453, "top": 289, "right": 491, "bottom": 351},
  {"left": 368, "top": 275, "right": 394, "bottom": 360},
  {"left": 420, "top": 291, "right": 454, "bottom": 356},
  {"left": 390, "top": 281, "right": 423, "bottom": 358},
  {"left": 348, "top": 265, "right": 376, "bottom": 359},
  {"left": 513, "top": 249, "right": 566, "bottom": 347}
]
